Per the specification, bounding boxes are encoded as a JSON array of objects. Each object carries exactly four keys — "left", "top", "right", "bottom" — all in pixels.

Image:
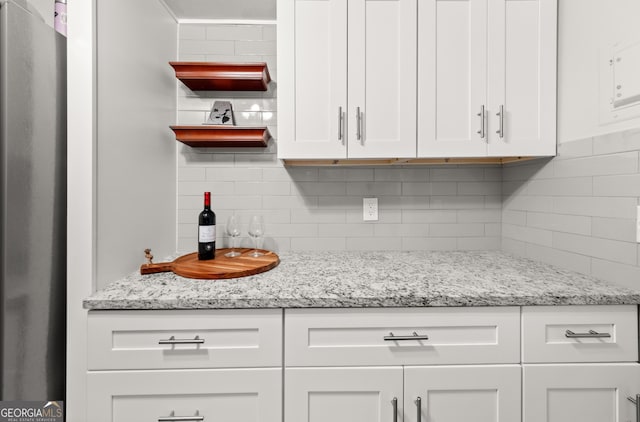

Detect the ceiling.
[{"left": 163, "top": 0, "right": 276, "bottom": 21}]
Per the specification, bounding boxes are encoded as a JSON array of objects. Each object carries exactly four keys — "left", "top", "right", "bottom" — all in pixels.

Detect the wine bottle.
[{"left": 198, "top": 192, "right": 216, "bottom": 260}]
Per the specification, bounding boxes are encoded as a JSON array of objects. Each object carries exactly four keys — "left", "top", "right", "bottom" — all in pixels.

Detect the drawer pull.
[
  {"left": 158, "top": 411, "right": 204, "bottom": 422},
  {"left": 384, "top": 332, "right": 429, "bottom": 341},
  {"left": 158, "top": 335, "right": 205, "bottom": 345},
  {"left": 565, "top": 329, "right": 611, "bottom": 339},
  {"left": 392, "top": 397, "right": 398, "bottom": 422},
  {"left": 416, "top": 396, "right": 422, "bottom": 422},
  {"left": 628, "top": 394, "right": 640, "bottom": 422}
]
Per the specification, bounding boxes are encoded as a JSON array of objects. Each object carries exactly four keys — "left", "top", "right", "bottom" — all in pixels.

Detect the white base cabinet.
[
  {"left": 86, "top": 305, "right": 640, "bottom": 422},
  {"left": 523, "top": 364, "right": 640, "bottom": 422}
]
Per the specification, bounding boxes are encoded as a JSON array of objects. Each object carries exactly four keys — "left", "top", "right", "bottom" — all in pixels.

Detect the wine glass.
[
  {"left": 225, "top": 214, "right": 241, "bottom": 257},
  {"left": 248, "top": 215, "right": 265, "bottom": 257}
]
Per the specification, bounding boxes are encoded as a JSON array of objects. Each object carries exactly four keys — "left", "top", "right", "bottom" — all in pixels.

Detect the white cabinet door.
[
  {"left": 418, "top": 0, "right": 488, "bottom": 157},
  {"left": 523, "top": 364, "right": 640, "bottom": 422},
  {"left": 347, "top": 0, "right": 417, "bottom": 158},
  {"left": 404, "top": 365, "right": 521, "bottom": 422},
  {"left": 487, "top": 0, "right": 556, "bottom": 156},
  {"left": 286, "top": 367, "right": 403, "bottom": 422},
  {"left": 87, "top": 368, "right": 281, "bottom": 422},
  {"left": 277, "top": 0, "right": 348, "bottom": 159}
]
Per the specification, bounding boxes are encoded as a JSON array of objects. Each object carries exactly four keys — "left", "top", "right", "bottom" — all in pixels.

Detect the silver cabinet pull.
[
  {"left": 391, "top": 397, "right": 398, "bottom": 422},
  {"left": 158, "top": 411, "right": 204, "bottom": 422},
  {"left": 338, "top": 106, "right": 344, "bottom": 144},
  {"left": 628, "top": 394, "right": 640, "bottom": 422},
  {"left": 158, "top": 335, "right": 205, "bottom": 345},
  {"left": 476, "top": 105, "right": 486, "bottom": 140},
  {"left": 416, "top": 397, "right": 422, "bottom": 422},
  {"left": 356, "top": 106, "right": 363, "bottom": 143},
  {"left": 496, "top": 104, "right": 504, "bottom": 138},
  {"left": 565, "top": 329, "right": 611, "bottom": 339},
  {"left": 383, "top": 332, "right": 429, "bottom": 341}
]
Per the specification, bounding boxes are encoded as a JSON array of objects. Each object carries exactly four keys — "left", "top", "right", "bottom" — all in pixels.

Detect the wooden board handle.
[{"left": 140, "top": 262, "right": 173, "bottom": 275}]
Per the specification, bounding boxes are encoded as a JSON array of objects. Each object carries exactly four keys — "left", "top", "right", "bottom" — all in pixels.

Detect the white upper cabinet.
[
  {"left": 487, "top": 0, "right": 557, "bottom": 157},
  {"left": 418, "top": 0, "right": 557, "bottom": 158},
  {"left": 418, "top": 0, "right": 488, "bottom": 157},
  {"left": 347, "top": 0, "right": 417, "bottom": 158},
  {"left": 279, "top": 0, "right": 557, "bottom": 161},
  {"left": 278, "top": 0, "right": 348, "bottom": 159},
  {"left": 278, "top": 0, "right": 416, "bottom": 160}
]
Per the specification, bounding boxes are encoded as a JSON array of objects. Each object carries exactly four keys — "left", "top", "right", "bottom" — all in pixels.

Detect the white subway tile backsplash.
[
  {"left": 180, "top": 40, "right": 235, "bottom": 55},
  {"left": 592, "top": 128, "right": 640, "bottom": 155},
  {"left": 179, "top": 25, "right": 206, "bottom": 40},
  {"left": 206, "top": 25, "right": 263, "bottom": 41},
  {"left": 524, "top": 243, "right": 592, "bottom": 275},
  {"left": 526, "top": 212, "right": 591, "bottom": 236},
  {"left": 429, "top": 223, "right": 485, "bottom": 237},
  {"left": 526, "top": 177, "right": 593, "bottom": 197},
  {"left": 235, "top": 40, "right": 277, "bottom": 56},
  {"left": 554, "top": 151, "right": 638, "bottom": 177},
  {"left": 346, "top": 237, "right": 402, "bottom": 251},
  {"left": 235, "top": 181, "right": 291, "bottom": 196},
  {"left": 291, "top": 237, "right": 346, "bottom": 251},
  {"left": 320, "top": 223, "right": 375, "bottom": 237},
  {"left": 374, "top": 224, "right": 429, "bottom": 237},
  {"left": 402, "top": 210, "right": 458, "bottom": 224},
  {"left": 593, "top": 174, "right": 640, "bottom": 197},
  {"left": 502, "top": 224, "right": 553, "bottom": 247},
  {"left": 430, "top": 196, "right": 485, "bottom": 210},
  {"left": 457, "top": 209, "right": 502, "bottom": 223},
  {"left": 401, "top": 237, "right": 457, "bottom": 251},
  {"left": 346, "top": 182, "right": 402, "bottom": 196},
  {"left": 592, "top": 217, "right": 637, "bottom": 242},
  {"left": 458, "top": 237, "right": 501, "bottom": 250}
]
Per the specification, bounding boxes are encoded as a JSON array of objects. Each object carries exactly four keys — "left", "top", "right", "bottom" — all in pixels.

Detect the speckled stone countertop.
[{"left": 83, "top": 251, "right": 640, "bottom": 310}]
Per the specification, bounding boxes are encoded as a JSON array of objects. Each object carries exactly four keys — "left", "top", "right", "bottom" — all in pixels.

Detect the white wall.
[
  {"left": 96, "top": 0, "right": 177, "bottom": 289},
  {"left": 558, "top": 0, "right": 640, "bottom": 143}
]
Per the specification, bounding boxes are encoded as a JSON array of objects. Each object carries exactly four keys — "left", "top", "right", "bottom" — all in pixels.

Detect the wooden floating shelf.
[
  {"left": 170, "top": 126, "right": 271, "bottom": 148},
  {"left": 169, "top": 62, "right": 271, "bottom": 91}
]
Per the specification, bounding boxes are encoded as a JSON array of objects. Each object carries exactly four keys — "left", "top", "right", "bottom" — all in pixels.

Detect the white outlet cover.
[{"left": 363, "top": 197, "right": 378, "bottom": 221}]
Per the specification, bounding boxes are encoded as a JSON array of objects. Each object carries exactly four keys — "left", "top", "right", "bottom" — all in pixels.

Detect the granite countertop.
[{"left": 83, "top": 251, "right": 640, "bottom": 310}]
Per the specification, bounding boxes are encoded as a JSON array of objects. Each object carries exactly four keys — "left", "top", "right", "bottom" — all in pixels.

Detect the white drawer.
[
  {"left": 284, "top": 307, "right": 520, "bottom": 366},
  {"left": 521, "top": 305, "right": 638, "bottom": 363},
  {"left": 87, "top": 368, "right": 281, "bottom": 422},
  {"left": 87, "top": 309, "right": 282, "bottom": 370}
]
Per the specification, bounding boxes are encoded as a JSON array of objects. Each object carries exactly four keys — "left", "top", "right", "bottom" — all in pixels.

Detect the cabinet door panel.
[
  {"left": 418, "top": 0, "right": 488, "bottom": 157},
  {"left": 348, "top": 0, "right": 417, "bottom": 158},
  {"left": 523, "top": 364, "right": 640, "bottom": 422},
  {"left": 404, "top": 365, "right": 521, "bottom": 422},
  {"left": 487, "top": 0, "right": 556, "bottom": 156},
  {"left": 87, "top": 368, "right": 281, "bottom": 422},
  {"left": 277, "top": 0, "right": 347, "bottom": 159},
  {"left": 286, "top": 367, "right": 403, "bottom": 422}
]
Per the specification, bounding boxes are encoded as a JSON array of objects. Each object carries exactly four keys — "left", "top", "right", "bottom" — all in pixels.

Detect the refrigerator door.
[{"left": 0, "top": 0, "right": 66, "bottom": 401}]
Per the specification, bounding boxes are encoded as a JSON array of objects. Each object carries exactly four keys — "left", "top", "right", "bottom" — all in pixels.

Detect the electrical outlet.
[
  {"left": 636, "top": 205, "right": 640, "bottom": 243},
  {"left": 363, "top": 197, "right": 378, "bottom": 221}
]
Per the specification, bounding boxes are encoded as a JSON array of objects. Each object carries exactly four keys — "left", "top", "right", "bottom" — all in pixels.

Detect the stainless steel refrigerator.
[{"left": 0, "top": 0, "right": 66, "bottom": 401}]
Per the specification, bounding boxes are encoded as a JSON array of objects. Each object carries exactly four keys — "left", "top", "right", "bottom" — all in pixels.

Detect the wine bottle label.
[{"left": 199, "top": 225, "right": 216, "bottom": 242}]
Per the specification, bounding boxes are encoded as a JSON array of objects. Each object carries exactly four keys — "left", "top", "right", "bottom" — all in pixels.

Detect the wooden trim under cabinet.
[
  {"left": 169, "top": 62, "right": 271, "bottom": 91},
  {"left": 170, "top": 126, "right": 271, "bottom": 148}
]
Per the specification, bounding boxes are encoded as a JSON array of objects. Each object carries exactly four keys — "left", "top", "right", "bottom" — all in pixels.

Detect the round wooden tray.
[{"left": 140, "top": 248, "right": 279, "bottom": 279}]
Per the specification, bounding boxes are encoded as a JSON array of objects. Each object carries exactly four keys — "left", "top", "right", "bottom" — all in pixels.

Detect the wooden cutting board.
[{"left": 140, "top": 248, "right": 279, "bottom": 279}]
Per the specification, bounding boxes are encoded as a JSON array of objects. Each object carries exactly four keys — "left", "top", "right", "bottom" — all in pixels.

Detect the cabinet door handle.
[
  {"left": 158, "top": 411, "right": 204, "bottom": 422},
  {"left": 496, "top": 104, "right": 504, "bottom": 139},
  {"left": 565, "top": 329, "right": 611, "bottom": 339},
  {"left": 383, "top": 332, "right": 429, "bottom": 341},
  {"left": 158, "top": 335, "right": 205, "bottom": 345},
  {"left": 628, "top": 394, "right": 640, "bottom": 422},
  {"left": 391, "top": 397, "right": 398, "bottom": 422},
  {"left": 356, "top": 106, "right": 363, "bottom": 143},
  {"left": 476, "top": 105, "right": 486, "bottom": 140},
  {"left": 338, "top": 106, "right": 344, "bottom": 144},
  {"left": 416, "top": 396, "right": 422, "bottom": 422}
]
